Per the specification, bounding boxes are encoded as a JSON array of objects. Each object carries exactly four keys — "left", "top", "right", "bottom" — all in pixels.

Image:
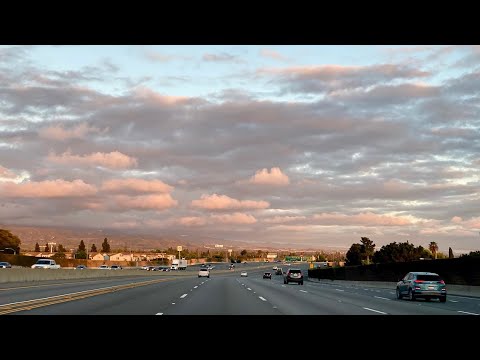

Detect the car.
[
  {"left": 198, "top": 268, "right": 210, "bottom": 278},
  {"left": 98, "top": 265, "right": 110, "bottom": 269},
  {"left": 284, "top": 268, "right": 303, "bottom": 285},
  {"left": 275, "top": 268, "right": 283, "bottom": 275},
  {"left": 75, "top": 265, "right": 87, "bottom": 270},
  {"left": 110, "top": 265, "right": 123, "bottom": 270},
  {"left": 263, "top": 272, "right": 272, "bottom": 279},
  {"left": 228, "top": 264, "right": 235, "bottom": 270},
  {"left": 396, "top": 272, "right": 447, "bottom": 302},
  {"left": 240, "top": 271, "right": 248, "bottom": 277},
  {"left": 0, "top": 261, "right": 12, "bottom": 268},
  {"left": 31, "top": 259, "right": 61, "bottom": 269},
  {"left": 273, "top": 266, "right": 278, "bottom": 270}
]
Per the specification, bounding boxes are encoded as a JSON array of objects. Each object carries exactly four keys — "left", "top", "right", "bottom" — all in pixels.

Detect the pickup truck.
[{"left": 31, "top": 259, "right": 61, "bottom": 269}]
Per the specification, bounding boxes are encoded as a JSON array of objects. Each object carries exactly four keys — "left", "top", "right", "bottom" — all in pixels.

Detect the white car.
[
  {"left": 198, "top": 268, "right": 210, "bottom": 278},
  {"left": 31, "top": 259, "right": 61, "bottom": 269},
  {"left": 240, "top": 271, "right": 248, "bottom": 277},
  {"left": 98, "top": 265, "right": 110, "bottom": 269}
]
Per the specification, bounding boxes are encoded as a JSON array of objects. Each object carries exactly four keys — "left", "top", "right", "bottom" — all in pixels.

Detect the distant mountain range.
[{"left": 1, "top": 224, "right": 327, "bottom": 253}]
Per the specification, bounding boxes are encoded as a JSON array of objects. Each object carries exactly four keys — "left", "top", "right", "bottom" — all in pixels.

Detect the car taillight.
[
  {"left": 438, "top": 280, "right": 445, "bottom": 284},
  {"left": 414, "top": 280, "right": 424, "bottom": 283}
]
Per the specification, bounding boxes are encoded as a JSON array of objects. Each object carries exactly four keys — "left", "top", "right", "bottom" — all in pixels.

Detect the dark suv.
[{"left": 284, "top": 268, "right": 303, "bottom": 285}]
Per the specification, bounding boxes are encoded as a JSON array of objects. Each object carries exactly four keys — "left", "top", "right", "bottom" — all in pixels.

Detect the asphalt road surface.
[{"left": 1, "top": 263, "right": 479, "bottom": 315}]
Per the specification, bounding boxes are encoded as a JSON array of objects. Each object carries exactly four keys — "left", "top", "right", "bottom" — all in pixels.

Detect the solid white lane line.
[
  {"left": 364, "top": 289, "right": 369, "bottom": 291},
  {"left": 457, "top": 311, "right": 479, "bottom": 315},
  {"left": 194, "top": 286, "right": 198, "bottom": 289},
  {"left": 449, "top": 300, "right": 458, "bottom": 303},
  {"left": 363, "top": 307, "right": 387, "bottom": 315},
  {"left": 180, "top": 294, "right": 188, "bottom": 299},
  {"left": 335, "top": 289, "right": 344, "bottom": 292},
  {"left": 299, "top": 290, "right": 308, "bottom": 293},
  {"left": 259, "top": 296, "right": 267, "bottom": 302},
  {"left": 156, "top": 313, "right": 163, "bottom": 315},
  {"left": 247, "top": 288, "right": 252, "bottom": 291},
  {"left": 374, "top": 296, "right": 391, "bottom": 301}
]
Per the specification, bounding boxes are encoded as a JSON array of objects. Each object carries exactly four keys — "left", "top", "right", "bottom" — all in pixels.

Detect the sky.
[{"left": 1, "top": 45, "right": 480, "bottom": 252}]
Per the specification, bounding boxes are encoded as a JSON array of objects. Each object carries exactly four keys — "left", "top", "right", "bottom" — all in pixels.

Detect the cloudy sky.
[{"left": 1, "top": 45, "right": 479, "bottom": 252}]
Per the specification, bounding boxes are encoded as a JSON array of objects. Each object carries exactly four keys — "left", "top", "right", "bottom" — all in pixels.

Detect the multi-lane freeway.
[{"left": 1, "top": 263, "right": 479, "bottom": 315}]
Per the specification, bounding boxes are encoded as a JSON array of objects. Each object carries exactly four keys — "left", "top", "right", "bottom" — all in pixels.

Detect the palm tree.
[{"left": 429, "top": 241, "right": 439, "bottom": 259}]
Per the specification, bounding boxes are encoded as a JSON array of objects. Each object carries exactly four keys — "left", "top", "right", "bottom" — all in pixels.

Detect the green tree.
[
  {"left": 78, "top": 240, "right": 86, "bottom": 252},
  {"left": 34, "top": 242, "right": 40, "bottom": 252},
  {"left": 429, "top": 241, "right": 439, "bottom": 259},
  {"left": 373, "top": 241, "right": 429, "bottom": 263},
  {"left": 90, "top": 244, "right": 97, "bottom": 253},
  {"left": 0, "top": 229, "right": 21, "bottom": 254},
  {"left": 101, "top": 238, "right": 110, "bottom": 253},
  {"left": 240, "top": 249, "right": 247, "bottom": 256},
  {"left": 360, "top": 237, "right": 375, "bottom": 265},
  {"left": 52, "top": 245, "right": 57, "bottom": 252},
  {"left": 76, "top": 250, "right": 87, "bottom": 259},
  {"left": 314, "top": 252, "right": 327, "bottom": 262},
  {"left": 44, "top": 243, "right": 49, "bottom": 252},
  {"left": 346, "top": 243, "right": 363, "bottom": 266},
  {"left": 58, "top": 244, "right": 66, "bottom": 252},
  {"left": 449, "top": 247, "right": 454, "bottom": 259},
  {"left": 52, "top": 252, "right": 66, "bottom": 259}
]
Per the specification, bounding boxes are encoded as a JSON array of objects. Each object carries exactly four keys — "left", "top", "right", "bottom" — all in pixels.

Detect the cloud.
[
  {"left": 47, "top": 150, "right": 138, "bottom": 169},
  {"left": 210, "top": 212, "right": 257, "bottom": 224},
  {"left": 451, "top": 216, "right": 463, "bottom": 224},
  {"left": 262, "top": 216, "right": 306, "bottom": 224},
  {"left": 144, "top": 51, "right": 175, "bottom": 63},
  {"left": 178, "top": 216, "right": 208, "bottom": 226},
  {"left": 247, "top": 167, "right": 290, "bottom": 186},
  {"left": 0, "top": 179, "right": 97, "bottom": 198},
  {"left": 260, "top": 49, "right": 290, "bottom": 62},
  {"left": 112, "top": 194, "right": 178, "bottom": 211},
  {"left": 259, "top": 63, "right": 430, "bottom": 94},
  {"left": 202, "top": 53, "right": 244, "bottom": 63},
  {"left": 191, "top": 194, "right": 269, "bottom": 210},
  {"left": 0, "top": 165, "right": 16, "bottom": 179},
  {"left": 102, "top": 178, "right": 173, "bottom": 194},
  {"left": 38, "top": 123, "right": 101, "bottom": 141},
  {"left": 312, "top": 212, "right": 413, "bottom": 226}
]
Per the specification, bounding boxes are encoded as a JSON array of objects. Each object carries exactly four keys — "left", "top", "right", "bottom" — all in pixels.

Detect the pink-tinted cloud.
[
  {"left": 47, "top": 150, "right": 137, "bottom": 169},
  {"left": 0, "top": 179, "right": 97, "bottom": 198},
  {"left": 260, "top": 49, "right": 290, "bottom": 62},
  {"left": 313, "top": 212, "right": 412, "bottom": 226},
  {"left": 210, "top": 213, "right": 257, "bottom": 224},
  {"left": 102, "top": 178, "right": 173, "bottom": 194},
  {"left": 0, "top": 165, "right": 16, "bottom": 179},
  {"left": 178, "top": 216, "right": 208, "bottom": 226},
  {"left": 383, "top": 179, "right": 410, "bottom": 193},
  {"left": 463, "top": 217, "right": 480, "bottom": 228},
  {"left": 262, "top": 215, "right": 306, "bottom": 224},
  {"left": 451, "top": 216, "right": 463, "bottom": 224},
  {"left": 266, "top": 225, "right": 308, "bottom": 231},
  {"left": 191, "top": 194, "right": 269, "bottom": 210},
  {"left": 248, "top": 167, "right": 290, "bottom": 186},
  {"left": 112, "top": 194, "right": 178, "bottom": 211},
  {"left": 38, "top": 123, "right": 101, "bottom": 141},
  {"left": 133, "top": 87, "right": 191, "bottom": 105}
]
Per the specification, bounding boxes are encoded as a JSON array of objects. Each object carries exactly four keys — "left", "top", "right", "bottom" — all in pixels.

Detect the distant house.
[
  {"left": 92, "top": 253, "right": 110, "bottom": 261},
  {"left": 110, "top": 253, "right": 133, "bottom": 261}
]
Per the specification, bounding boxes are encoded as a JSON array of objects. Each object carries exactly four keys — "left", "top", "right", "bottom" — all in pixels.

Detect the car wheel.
[
  {"left": 208, "top": 276, "right": 210, "bottom": 278},
  {"left": 396, "top": 288, "right": 402, "bottom": 300},
  {"left": 284, "top": 280, "right": 287, "bottom": 284},
  {"left": 408, "top": 289, "right": 415, "bottom": 301},
  {"left": 425, "top": 297, "right": 431, "bottom": 302},
  {"left": 198, "top": 275, "right": 200, "bottom": 277},
  {"left": 439, "top": 296, "right": 447, "bottom": 303},
  {"left": 300, "top": 281, "right": 303, "bottom": 285}
]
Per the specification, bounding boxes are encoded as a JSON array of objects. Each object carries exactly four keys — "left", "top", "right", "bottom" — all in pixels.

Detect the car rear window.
[
  {"left": 200, "top": 269, "right": 208, "bottom": 271},
  {"left": 417, "top": 274, "right": 441, "bottom": 281},
  {"left": 289, "top": 269, "right": 302, "bottom": 274}
]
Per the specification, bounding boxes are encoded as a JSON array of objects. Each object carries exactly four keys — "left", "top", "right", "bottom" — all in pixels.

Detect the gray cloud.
[{"left": 203, "top": 53, "right": 244, "bottom": 63}]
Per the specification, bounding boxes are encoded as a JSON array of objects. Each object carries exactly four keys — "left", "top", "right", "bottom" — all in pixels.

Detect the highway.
[{"left": 1, "top": 263, "right": 479, "bottom": 315}]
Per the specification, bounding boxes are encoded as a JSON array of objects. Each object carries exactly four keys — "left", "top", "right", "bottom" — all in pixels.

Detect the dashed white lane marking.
[
  {"left": 363, "top": 307, "right": 387, "bottom": 315},
  {"left": 259, "top": 296, "right": 267, "bottom": 302},
  {"left": 390, "top": 292, "right": 395, "bottom": 295},
  {"left": 172, "top": 302, "right": 175, "bottom": 305},
  {"left": 457, "top": 311, "right": 479, "bottom": 315},
  {"left": 180, "top": 294, "right": 188, "bottom": 299},
  {"left": 335, "top": 289, "right": 344, "bottom": 292},
  {"left": 299, "top": 290, "right": 308, "bottom": 293},
  {"left": 253, "top": 292, "right": 256, "bottom": 294},
  {"left": 374, "top": 296, "right": 391, "bottom": 301},
  {"left": 364, "top": 289, "right": 369, "bottom": 291},
  {"left": 156, "top": 313, "right": 163, "bottom": 315},
  {"left": 247, "top": 288, "right": 252, "bottom": 291},
  {"left": 375, "top": 290, "right": 381, "bottom": 293},
  {"left": 282, "top": 285, "right": 286, "bottom": 287},
  {"left": 194, "top": 286, "right": 198, "bottom": 289},
  {"left": 449, "top": 300, "right": 458, "bottom": 303},
  {"left": 241, "top": 284, "right": 245, "bottom": 286},
  {"left": 201, "top": 282, "right": 204, "bottom": 285}
]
